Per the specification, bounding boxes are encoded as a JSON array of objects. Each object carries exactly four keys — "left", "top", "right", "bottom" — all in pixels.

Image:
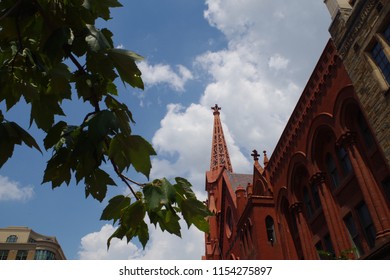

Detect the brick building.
[
  {"left": 324, "top": 0, "right": 390, "bottom": 165},
  {"left": 0, "top": 226, "right": 66, "bottom": 260},
  {"left": 203, "top": 37, "right": 390, "bottom": 259}
]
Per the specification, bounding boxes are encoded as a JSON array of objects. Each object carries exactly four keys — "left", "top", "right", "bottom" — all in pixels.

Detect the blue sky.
[{"left": 0, "top": 0, "right": 331, "bottom": 259}]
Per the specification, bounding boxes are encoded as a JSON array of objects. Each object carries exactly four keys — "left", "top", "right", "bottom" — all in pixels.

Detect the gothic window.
[
  {"left": 382, "top": 176, "right": 390, "bottom": 202},
  {"left": 323, "top": 234, "right": 335, "bottom": 257},
  {"left": 303, "top": 187, "right": 314, "bottom": 218},
  {"left": 357, "top": 111, "right": 374, "bottom": 149},
  {"left": 343, "top": 202, "right": 377, "bottom": 257},
  {"left": 344, "top": 213, "right": 364, "bottom": 257},
  {"left": 326, "top": 153, "right": 340, "bottom": 188},
  {"left": 6, "top": 235, "right": 17, "bottom": 243},
  {"left": 370, "top": 42, "right": 390, "bottom": 85},
  {"left": 310, "top": 184, "right": 321, "bottom": 210},
  {"left": 368, "top": 23, "right": 390, "bottom": 87},
  {"left": 315, "top": 233, "right": 334, "bottom": 259},
  {"left": 265, "top": 216, "right": 275, "bottom": 244},
  {"left": 336, "top": 146, "right": 352, "bottom": 176},
  {"left": 356, "top": 202, "right": 376, "bottom": 248}
]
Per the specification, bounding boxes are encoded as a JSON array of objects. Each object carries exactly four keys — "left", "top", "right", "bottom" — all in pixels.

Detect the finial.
[
  {"left": 263, "top": 150, "right": 269, "bottom": 166},
  {"left": 211, "top": 104, "right": 221, "bottom": 115},
  {"left": 251, "top": 149, "right": 260, "bottom": 161}
]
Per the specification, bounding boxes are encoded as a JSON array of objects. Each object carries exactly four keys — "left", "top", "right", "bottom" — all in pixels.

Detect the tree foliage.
[{"left": 0, "top": 0, "right": 210, "bottom": 249}]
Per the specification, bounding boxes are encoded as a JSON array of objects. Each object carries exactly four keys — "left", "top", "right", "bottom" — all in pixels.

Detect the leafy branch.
[{"left": 0, "top": 0, "right": 210, "bottom": 249}]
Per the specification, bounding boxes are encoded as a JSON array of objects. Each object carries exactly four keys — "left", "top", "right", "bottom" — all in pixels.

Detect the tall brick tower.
[{"left": 323, "top": 0, "right": 390, "bottom": 166}]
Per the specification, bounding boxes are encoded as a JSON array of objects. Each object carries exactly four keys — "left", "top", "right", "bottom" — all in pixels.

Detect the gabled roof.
[{"left": 225, "top": 171, "right": 252, "bottom": 192}]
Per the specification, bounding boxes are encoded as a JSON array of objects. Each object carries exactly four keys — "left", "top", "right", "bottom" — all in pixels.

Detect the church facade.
[{"left": 203, "top": 17, "right": 390, "bottom": 259}]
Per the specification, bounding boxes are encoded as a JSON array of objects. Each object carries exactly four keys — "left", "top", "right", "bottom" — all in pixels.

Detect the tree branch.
[{"left": 111, "top": 161, "right": 140, "bottom": 200}]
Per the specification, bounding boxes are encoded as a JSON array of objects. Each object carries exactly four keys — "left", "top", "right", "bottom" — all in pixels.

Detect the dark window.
[
  {"left": 357, "top": 111, "right": 374, "bottom": 148},
  {"left": 324, "top": 234, "right": 335, "bottom": 256},
  {"left": 337, "top": 146, "right": 352, "bottom": 175},
  {"left": 344, "top": 213, "right": 364, "bottom": 257},
  {"left": 382, "top": 177, "right": 390, "bottom": 202},
  {"left": 265, "top": 216, "right": 276, "bottom": 244},
  {"left": 371, "top": 41, "right": 390, "bottom": 85},
  {"left": 315, "top": 234, "right": 334, "bottom": 259},
  {"left": 315, "top": 242, "right": 325, "bottom": 259},
  {"left": 15, "top": 250, "right": 28, "bottom": 260},
  {"left": 311, "top": 184, "right": 322, "bottom": 210},
  {"left": 326, "top": 153, "right": 340, "bottom": 188},
  {"left": 0, "top": 250, "right": 9, "bottom": 260},
  {"left": 384, "top": 24, "right": 390, "bottom": 43},
  {"left": 6, "top": 235, "right": 17, "bottom": 243},
  {"left": 356, "top": 202, "right": 376, "bottom": 248},
  {"left": 303, "top": 187, "right": 313, "bottom": 218}
]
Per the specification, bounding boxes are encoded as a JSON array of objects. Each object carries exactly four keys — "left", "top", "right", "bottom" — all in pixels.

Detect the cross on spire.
[
  {"left": 251, "top": 149, "right": 260, "bottom": 161},
  {"left": 211, "top": 104, "right": 221, "bottom": 115}
]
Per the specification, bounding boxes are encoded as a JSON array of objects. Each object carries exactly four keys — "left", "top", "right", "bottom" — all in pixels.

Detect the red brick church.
[{"left": 203, "top": 38, "right": 390, "bottom": 259}]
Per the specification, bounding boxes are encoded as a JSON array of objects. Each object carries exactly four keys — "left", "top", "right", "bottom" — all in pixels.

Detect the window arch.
[{"left": 6, "top": 235, "right": 18, "bottom": 243}]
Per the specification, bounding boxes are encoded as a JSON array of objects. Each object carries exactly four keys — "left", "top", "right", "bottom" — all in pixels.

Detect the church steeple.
[{"left": 210, "top": 104, "right": 233, "bottom": 172}]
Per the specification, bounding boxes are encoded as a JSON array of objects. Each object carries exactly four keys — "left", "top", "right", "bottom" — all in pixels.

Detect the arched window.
[
  {"left": 303, "top": 187, "right": 313, "bottom": 218},
  {"left": 6, "top": 235, "right": 18, "bottom": 243},
  {"left": 326, "top": 153, "right": 340, "bottom": 188},
  {"left": 337, "top": 146, "right": 352, "bottom": 176},
  {"left": 357, "top": 111, "right": 374, "bottom": 149},
  {"left": 265, "top": 216, "right": 276, "bottom": 244}
]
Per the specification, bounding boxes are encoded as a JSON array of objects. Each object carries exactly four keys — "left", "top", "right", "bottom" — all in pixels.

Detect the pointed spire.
[{"left": 210, "top": 104, "right": 233, "bottom": 172}]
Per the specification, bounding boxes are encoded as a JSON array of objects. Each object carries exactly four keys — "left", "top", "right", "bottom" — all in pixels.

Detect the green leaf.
[
  {"left": 173, "top": 177, "right": 196, "bottom": 201},
  {"left": 106, "top": 48, "right": 144, "bottom": 89},
  {"left": 106, "top": 199, "right": 149, "bottom": 249},
  {"left": 108, "top": 134, "right": 156, "bottom": 178},
  {"left": 9, "top": 122, "right": 42, "bottom": 153},
  {"left": 86, "top": 110, "right": 119, "bottom": 141},
  {"left": 42, "top": 147, "right": 72, "bottom": 188},
  {"left": 43, "top": 121, "right": 67, "bottom": 150},
  {"left": 30, "top": 95, "right": 65, "bottom": 131},
  {"left": 148, "top": 209, "right": 181, "bottom": 237},
  {"left": 126, "top": 135, "right": 156, "bottom": 179},
  {"left": 180, "top": 198, "right": 210, "bottom": 232},
  {"left": 85, "top": 168, "right": 116, "bottom": 202},
  {"left": 143, "top": 180, "right": 167, "bottom": 211},
  {"left": 85, "top": 24, "right": 112, "bottom": 52},
  {"left": 83, "top": 0, "right": 123, "bottom": 21},
  {"left": 100, "top": 195, "right": 130, "bottom": 223},
  {"left": 0, "top": 121, "right": 42, "bottom": 167}
]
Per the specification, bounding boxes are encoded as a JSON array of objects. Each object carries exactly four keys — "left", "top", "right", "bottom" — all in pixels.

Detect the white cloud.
[
  {"left": 0, "top": 175, "right": 34, "bottom": 202},
  {"left": 268, "top": 53, "right": 289, "bottom": 70},
  {"left": 78, "top": 222, "right": 205, "bottom": 260},
  {"left": 78, "top": 224, "right": 142, "bottom": 260},
  {"left": 138, "top": 61, "right": 193, "bottom": 92}
]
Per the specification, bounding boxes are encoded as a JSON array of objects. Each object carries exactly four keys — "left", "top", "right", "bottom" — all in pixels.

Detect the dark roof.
[{"left": 225, "top": 171, "right": 253, "bottom": 191}]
